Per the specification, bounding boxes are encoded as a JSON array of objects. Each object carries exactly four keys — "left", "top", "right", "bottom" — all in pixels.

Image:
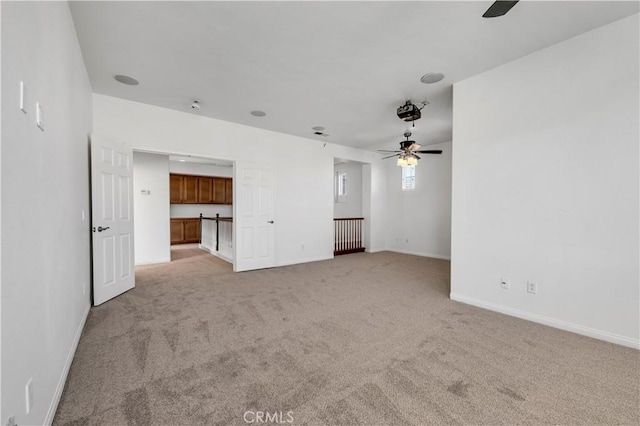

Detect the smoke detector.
[{"left": 190, "top": 101, "right": 201, "bottom": 110}]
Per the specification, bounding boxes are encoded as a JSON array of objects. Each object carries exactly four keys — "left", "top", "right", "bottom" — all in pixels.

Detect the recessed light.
[
  {"left": 114, "top": 74, "right": 139, "bottom": 85},
  {"left": 312, "top": 126, "right": 325, "bottom": 131},
  {"left": 420, "top": 72, "right": 444, "bottom": 84},
  {"left": 250, "top": 110, "right": 266, "bottom": 117}
]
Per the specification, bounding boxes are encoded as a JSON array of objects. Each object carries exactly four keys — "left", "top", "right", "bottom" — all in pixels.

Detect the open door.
[
  {"left": 234, "top": 162, "right": 276, "bottom": 272},
  {"left": 91, "top": 134, "right": 135, "bottom": 305}
]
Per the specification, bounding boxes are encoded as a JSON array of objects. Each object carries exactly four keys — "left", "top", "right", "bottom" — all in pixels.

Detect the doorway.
[{"left": 132, "top": 151, "right": 233, "bottom": 265}]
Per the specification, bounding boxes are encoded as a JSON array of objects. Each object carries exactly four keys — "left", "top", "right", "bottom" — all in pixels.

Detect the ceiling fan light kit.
[{"left": 379, "top": 130, "right": 442, "bottom": 167}]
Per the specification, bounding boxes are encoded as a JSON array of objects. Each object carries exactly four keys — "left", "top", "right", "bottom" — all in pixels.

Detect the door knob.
[
  {"left": 97, "top": 226, "right": 110, "bottom": 232},
  {"left": 267, "top": 220, "right": 274, "bottom": 224}
]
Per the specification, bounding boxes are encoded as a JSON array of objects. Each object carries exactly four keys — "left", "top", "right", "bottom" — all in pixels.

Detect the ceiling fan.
[
  {"left": 483, "top": 1, "right": 519, "bottom": 18},
  {"left": 378, "top": 131, "right": 442, "bottom": 166}
]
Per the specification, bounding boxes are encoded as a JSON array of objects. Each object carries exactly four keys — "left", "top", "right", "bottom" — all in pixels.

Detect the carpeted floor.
[{"left": 54, "top": 249, "right": 639, "bottom": 425}]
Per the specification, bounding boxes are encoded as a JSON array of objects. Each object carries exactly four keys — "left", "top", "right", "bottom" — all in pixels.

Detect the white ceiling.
[{"left": 69, "top": 1, "right": 639, "bottom": 151}]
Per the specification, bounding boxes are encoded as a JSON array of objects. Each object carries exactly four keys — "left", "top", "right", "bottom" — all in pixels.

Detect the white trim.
[
  {"left": 135, "top": 258, "right": 171, "bottom": 266},
  {"left": 386, "top": 249, "right": 451, "bottom": 261},
  {"left": 45, "top": 304, "right": 91, "bottom": 425},
  {"left": 450, "top": 293, "right": 640, "bottom": 350},
  {"left": 366, "top": 247, "right": 386, "bottom": 254},
  {"left": 276, "top": 256, "right": 332, "bottom": 268},
  {"left": 198, "top": 244, "right": 233, "bottom": 264}
]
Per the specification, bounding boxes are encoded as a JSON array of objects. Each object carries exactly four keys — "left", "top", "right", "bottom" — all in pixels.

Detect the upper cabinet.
[
  {"left": 198, "top": 177, "right": 213, "bottom": 204},
  {"left": 170, "top": 174, "right": 232, "bottom": 205},
  {"left": 224, "top": 178, "right": 233, "bottom": 204},
  {"left": 183, "top": 175, "right": 198, "bottom": 204},
  {"left": 169, "top": 174, "right": 184, "bottom": 203},
  {"left": 213, "top": 177, "right": 226, "bottom": 204}
]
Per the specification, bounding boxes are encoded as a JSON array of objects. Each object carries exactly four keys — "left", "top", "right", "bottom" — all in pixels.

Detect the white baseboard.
[
  {"left": 45, "top": 303, "right": 91, "bottom": 425},
  {"left": 366, "top": 247, "right": 386, "bottom": 253},
  {"left": 386, "top": 249, "right": 451, "bottom": 261},
  {"left": 135, "top": 258, "right": 171, "bottom": 266},
  {"left": 198, "top": 244, "right": 232, "bottom": 264},
  {"left": 450, "top": 293, "right": 640, "bottom": 350},
  {"left": 277, "top": 255, "right": 332, "bottom": 267}
]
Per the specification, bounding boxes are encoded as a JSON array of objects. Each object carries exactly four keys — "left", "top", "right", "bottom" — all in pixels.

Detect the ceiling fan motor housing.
[
  {"left": 400, "top": 140, "right": 415, "bottom": 150},
  {"left": 397, "top": 101, "right": 422, "bottom": 122}
]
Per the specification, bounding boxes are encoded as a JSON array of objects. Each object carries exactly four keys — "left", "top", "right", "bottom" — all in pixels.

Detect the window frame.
[{"left": 401, "top": 165, "right": 416, "bottom": 191}]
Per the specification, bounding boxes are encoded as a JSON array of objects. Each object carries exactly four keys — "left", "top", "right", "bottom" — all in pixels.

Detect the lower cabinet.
[{"left": 170, "top": 218, "right": 200, "bottom": 244}]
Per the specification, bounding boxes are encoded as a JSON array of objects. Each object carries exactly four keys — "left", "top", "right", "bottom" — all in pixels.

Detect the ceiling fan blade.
[
  {"left": 482, "top": 1, "right": 519, "bottom": 18},
  {"left": 377, "top": 150, "right": 402, "bottom": 153},
  {"left": 381, "top": 153, "right": 401, "bottom": 160},
  {"left": 414, "top": 154, "right": 421, "bottom": 160},
  {"left": 414, "top": 150, "right": 443, "bottom": 154},
  {"left": 408, "top": 143, "right": 422, "bottom": 151}
]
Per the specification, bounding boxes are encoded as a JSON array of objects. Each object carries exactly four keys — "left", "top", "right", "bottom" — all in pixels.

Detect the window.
[
  {"left": 336, "top": 172, "right": 347, "bottom": 202},
  {"left": 337, "top": 172, "right": 347, "bottom": 196},
  {"left": 401, "top": 165, "right": 415, "bottom": 191}
]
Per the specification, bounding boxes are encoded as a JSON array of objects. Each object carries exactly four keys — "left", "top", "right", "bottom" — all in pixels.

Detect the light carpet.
[{"left": 54, "top": 249, "right": 639, "bottom": 425}]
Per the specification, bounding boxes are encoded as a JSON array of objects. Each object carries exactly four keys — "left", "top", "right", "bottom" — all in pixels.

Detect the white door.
[
  {"left": 91, "top": 135, "right": 135, "bottom": 305},
  {"left": 234, "top": 162, "right": 275, "bottom": 272}
]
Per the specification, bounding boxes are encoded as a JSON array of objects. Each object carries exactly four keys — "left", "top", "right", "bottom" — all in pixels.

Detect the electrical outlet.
[
  {"left": 25, "top": 378, "right": 33, "bottom": 414},
  {"left": 6, "top": 415, "right": 17, "bottom": 426},
  {"left": 500, "top": 277, "right": 510, "bottom": 289},
  {"left": 527, "top": 281, "right": 537, "bottom": 294}
]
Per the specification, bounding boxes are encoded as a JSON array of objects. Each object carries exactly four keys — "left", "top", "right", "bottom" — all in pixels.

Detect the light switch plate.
[
  {"left": 36, "top": 102, "right": 44, "bottom": 130},
  {"left": 19, "top": 81, "right": 26, "bottom": 113}
]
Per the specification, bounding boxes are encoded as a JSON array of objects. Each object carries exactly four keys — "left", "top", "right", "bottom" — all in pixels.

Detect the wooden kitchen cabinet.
[
  {"left": 170, "top": 173, "right": 232, "bottom": 205},
  {"left": 224, "top": 178, "right": 233, "bottom": 204},
  {"left": 212, "top": 178, "right": 226, "bottom": 204},
  {"left": 183, "top": 175, "right": 198, "bottom": 204},
  {"left": 170, "top": 218, "right": 201, "bottom": 244},
  {"left": 170, "top": 175, "right": 184, "bottom": 203},
  {"left": 198, "top": 177, "right": 213, "bottom": 204},
  {"left": 169, "top": 174, "right": 198, "bottom": 204},
  {"left": 183, "top": 219, "right": 200, "bottom": 242}
]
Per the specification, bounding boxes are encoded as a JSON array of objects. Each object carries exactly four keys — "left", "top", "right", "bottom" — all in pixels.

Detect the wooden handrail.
[
  {"left": 333, "top": 217, "right": 364, "bottom": 221},
  {"left": 201, "top": 216, "right": 233, "bottom": 221}
]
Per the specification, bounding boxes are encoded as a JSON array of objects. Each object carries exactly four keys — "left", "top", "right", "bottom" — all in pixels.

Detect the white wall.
[
  {"left": 386, "top": 141, "right": 452, "bottom": 260},
  {"left": 1, "top": 2, "right": 93, "bottom": 424},
  {"left": 334, "top": 161, "right": 363, "bottom": 218},
  {"left": 451, "top": 15, "right": 639, "bottom": 348},
  {"left": 93, "top": 95, "right": 388, "bottom": 267},
  {"left": 168, "top": 160, "right": 233, "bottom": 218},
  {"left": 133, "top": 152, "right": 170, "bottom": 265},
  {"left": 169, "top": 161, "right": 232, "bottom": 177}
]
